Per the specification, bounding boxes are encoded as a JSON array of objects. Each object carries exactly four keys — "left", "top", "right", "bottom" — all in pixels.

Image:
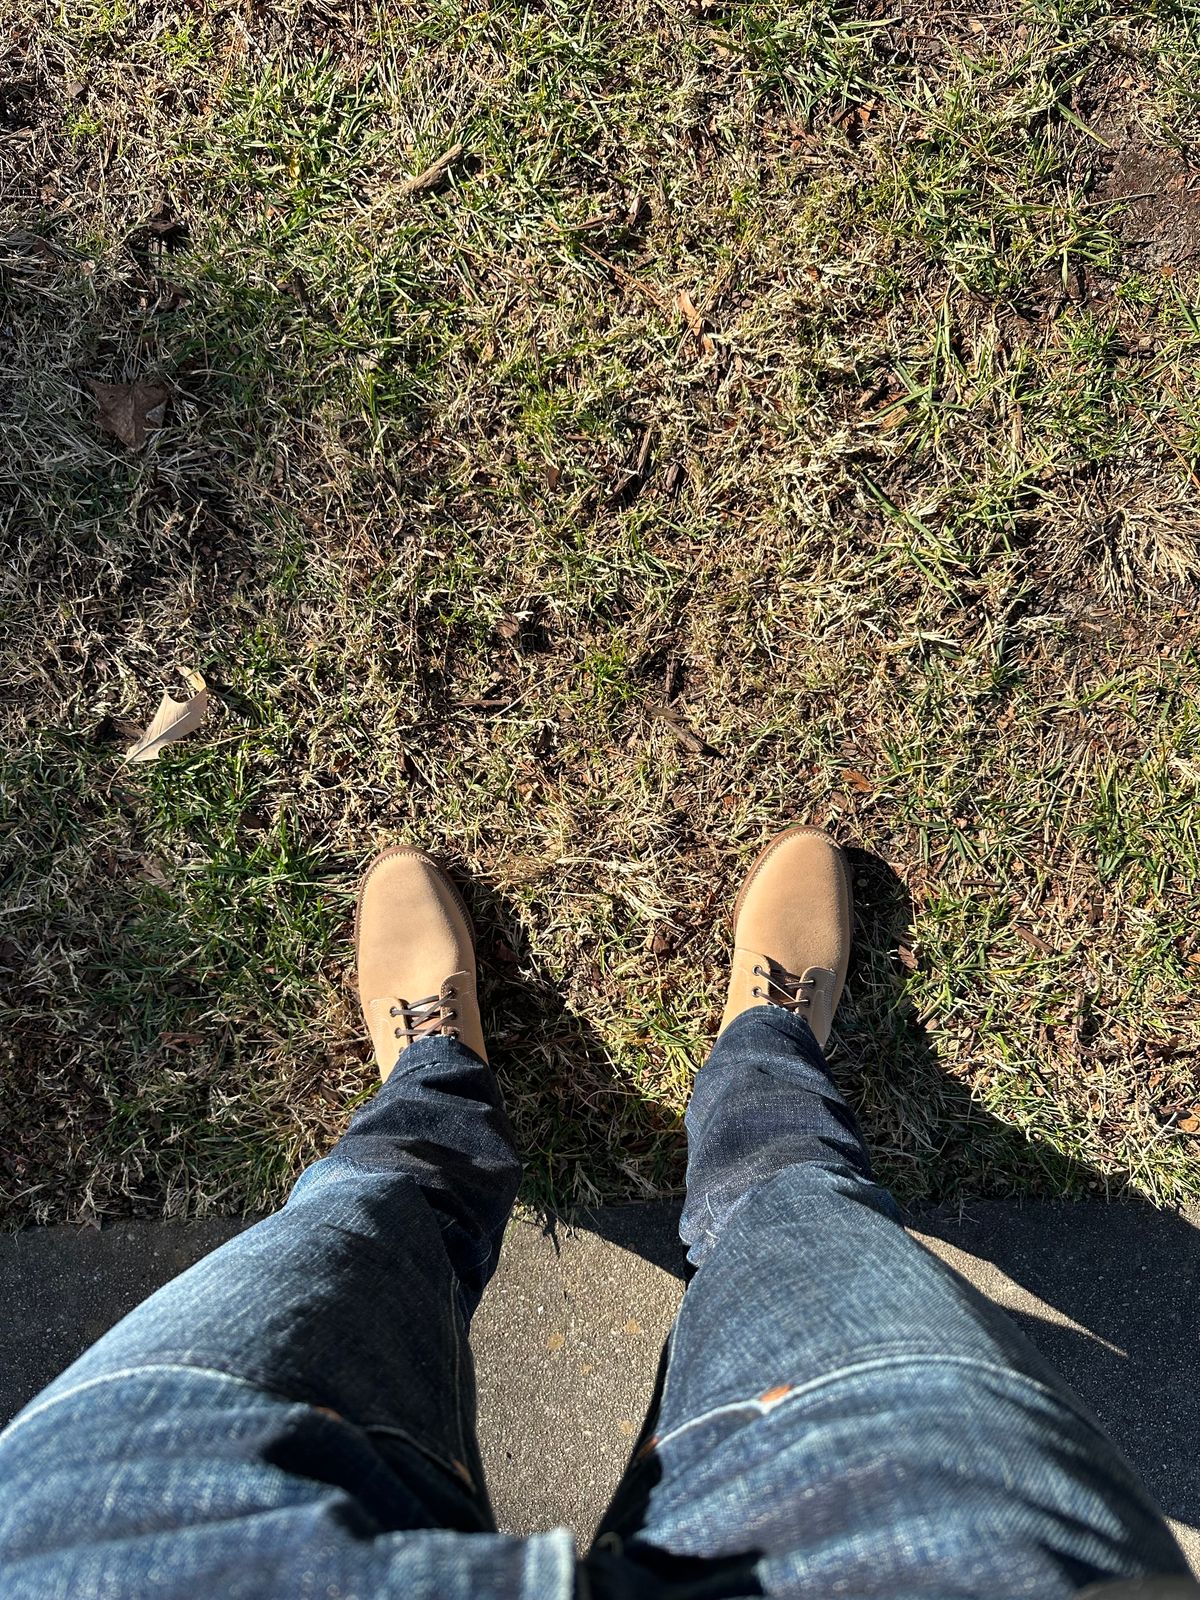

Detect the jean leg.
[
  {"left": 0, "top": 1037, "right": 578, "bottom": 1600},
  {"left": 595, "top": 1008, "right": 1187, "bottom": 1599}
]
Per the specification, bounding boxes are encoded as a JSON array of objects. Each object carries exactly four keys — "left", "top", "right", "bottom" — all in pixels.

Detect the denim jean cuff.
[{"left": 714, "top": 1001, "right": 827, "bottom": 1062}]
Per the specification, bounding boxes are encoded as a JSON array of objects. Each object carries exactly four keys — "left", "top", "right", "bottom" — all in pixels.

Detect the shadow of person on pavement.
[{"left": 843, "top": 848, "right": 1200, "bottom": 1538}]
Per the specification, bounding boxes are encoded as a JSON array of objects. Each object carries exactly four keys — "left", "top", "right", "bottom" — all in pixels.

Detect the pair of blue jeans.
[{"left": 0, "top": 1006, "right": 1187, "bottom": 1598}]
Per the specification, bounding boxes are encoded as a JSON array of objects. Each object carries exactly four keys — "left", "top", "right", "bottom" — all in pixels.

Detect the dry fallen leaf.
[
  {"left": 843, "top": 767, "right": 874, "bottom": 794},
  {"left": 873, "top": 401, "right": 911, "bottom": 432},
  {"left": 125, "top": 669, "right": 209, "bottom": 763},
  {"left": 86, "top": 377, "right": 169, "bottom": 448},
  {"left": 677, "top": 288, "right": 702, "bottom": 331},
  {"left": 140, "top": 855, "right": 172, "bottom": 887},
  {"left": 677, "top": 288, "right": 716, "bottom": 356},
  {"left": 146, "top": 203, "right": 188, "bottom": 245}
]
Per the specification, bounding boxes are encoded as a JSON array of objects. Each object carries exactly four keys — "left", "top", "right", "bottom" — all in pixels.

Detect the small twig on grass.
[
  {"left": 607, "top": 424, "right": 655, "bottom": 506},
  {"left": 403, "top": 142, "right": 465, "bottom": 196},
  {"left": 652, "top": 705, "right": 716, "bottom": 757}
]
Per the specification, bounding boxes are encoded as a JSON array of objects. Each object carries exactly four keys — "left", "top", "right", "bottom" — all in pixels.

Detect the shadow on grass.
[{"left": 458, "top": 870, "right": 689, "bottom": 1216}]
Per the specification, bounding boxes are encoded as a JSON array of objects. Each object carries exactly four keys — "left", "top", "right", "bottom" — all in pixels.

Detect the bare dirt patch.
[{"left": 1101, "top": 135, "right": 1200, "bottom": 270}]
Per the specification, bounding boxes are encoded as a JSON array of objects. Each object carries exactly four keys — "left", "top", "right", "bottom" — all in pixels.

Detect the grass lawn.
[{"left": 2, "top": 0, "right": 1199, "bottom": 1226}]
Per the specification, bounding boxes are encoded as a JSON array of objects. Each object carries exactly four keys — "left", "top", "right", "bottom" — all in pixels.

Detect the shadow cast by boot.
[{"left": 455, "top": 870, "right": 689, "bottom": 1225}]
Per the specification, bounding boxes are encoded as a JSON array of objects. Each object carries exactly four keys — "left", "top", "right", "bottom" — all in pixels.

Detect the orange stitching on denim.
[{"left": 759, "top": 1383, "right": 793, "bottom": 1407}]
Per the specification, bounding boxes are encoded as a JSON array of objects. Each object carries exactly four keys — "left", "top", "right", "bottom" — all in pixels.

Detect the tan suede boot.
[
  {"left": 720, "top": 825, "right": 852, "bottom": 1049},
  {"left": 355, "top": 846, "right": 486, "bottom": 1079}
]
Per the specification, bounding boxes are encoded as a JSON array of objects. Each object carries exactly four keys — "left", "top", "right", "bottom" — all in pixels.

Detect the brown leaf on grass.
[
  {"left": 146, "top": 203, "right": 187, "bottom": 244},
  {"left": 125, "top": 669, "right": 209, "bottom": 763},
  {"left": 677, "top": 288, "right": 701, "bottom": 330},
  {"left": 1178, "top": 1115, "right": 1200, "bottom": 1135},
  {"left": 140, "top": 856, "right": 172, "bottom": 887},
  {"left": 677, "top": 289, "right": 715, "bottom": 356},
  {"left": 86, "top": 377, "right": 169, "bottom": 447},
  {"left": 843, "top": 768, "right": 874, "bottom": 793},
  {"left": 1147, "top": 1037, "right": 1185, "bottom": 1060},
  {"left": 875, "top": 403, "right": 911, "bottom": 433}
]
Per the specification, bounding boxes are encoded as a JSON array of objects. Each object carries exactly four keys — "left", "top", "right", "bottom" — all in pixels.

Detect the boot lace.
[
  {"left": 751, "top": 961, "right": 814, "bottom": 1013},
  {"left": 389, "top": 989, "right": 459, "bottom": 1043}
]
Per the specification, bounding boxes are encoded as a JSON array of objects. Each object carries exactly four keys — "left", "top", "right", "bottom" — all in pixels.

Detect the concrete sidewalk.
[{"left": 1, "top": 1200, "right": 1197, "bottom": 1568}]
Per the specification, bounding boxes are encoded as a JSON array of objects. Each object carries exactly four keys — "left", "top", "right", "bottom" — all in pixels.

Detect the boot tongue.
[
  {"left": 401, "top": 972, "right": 470, "bottom": 1040},
  {"left": 399, "top": 992, "right": 448, "bottom": 1041},
  {"left": 757, "top": 957, "right": 813, "bottom": 1011}
]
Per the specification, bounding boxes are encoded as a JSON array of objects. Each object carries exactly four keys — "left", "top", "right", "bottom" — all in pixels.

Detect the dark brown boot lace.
[
  {"left": 752, "top": 960, "right": 815, "bottom": 1014},
  {"left": 389, "top": 989, "right": 459, "bottom": 1043}
]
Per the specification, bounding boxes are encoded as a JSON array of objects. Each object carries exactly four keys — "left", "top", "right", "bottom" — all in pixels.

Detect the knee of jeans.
[{"left": 633, "top": 1356, "right": 1182, "bottom": 1583}]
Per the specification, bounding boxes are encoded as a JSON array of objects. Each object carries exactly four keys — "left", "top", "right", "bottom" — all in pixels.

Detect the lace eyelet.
[
  {"left": 446, "top": 1010, "right": 457, "bottom": 1021},
  {"left": 394, "top": 1027, "right": 402, "bottom": 1038},
  {"left": 445, "top": 987, "right": 456, "bottom": 999},
  {"left": 389, "top": 1006, "right": 400, "bottom": 1017},
  {"left": 753, "top": 965, "right": 765, "bottom": 977},
  {"left": 752, "top": 987, "right": 762, "bottom": 998},
  {"left": 447, "top": 1028, "right": 459, "bottom": 1040}
]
